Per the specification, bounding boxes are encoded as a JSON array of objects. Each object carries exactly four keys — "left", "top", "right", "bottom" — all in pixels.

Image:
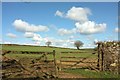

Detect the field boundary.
[
  {"left": 97, "top": 41, "right": 120, "bottom": 74},
  {"left": 2, "top": 50, "right": 58, "bottom": 79},
  {"left": 59, "top": 51, "right": 98, "bottom": 72}
]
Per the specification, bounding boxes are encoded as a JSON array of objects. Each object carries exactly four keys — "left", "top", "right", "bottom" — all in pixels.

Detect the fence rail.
[
  {"left": 2, "top": 50, "right": 54, "bottom": 54},
  {"left": 2, "top": 50, "right": 58, "bottom": 78},
  {"left": 59, "top": 51, "right": 97, "bottom": 71}
]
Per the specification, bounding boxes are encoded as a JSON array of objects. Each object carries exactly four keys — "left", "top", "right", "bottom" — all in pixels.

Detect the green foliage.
[
  {"left": 46, "top": 41, "right": 52, "bottom": 47},
  {"left": 74, "top": 40, "right": 84, "bottom": 50}
]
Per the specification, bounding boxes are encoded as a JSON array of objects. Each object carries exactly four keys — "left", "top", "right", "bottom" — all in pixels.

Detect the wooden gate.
[
  {"left": 59, "top": 51, "right": 98, "bottom": 71},
  {"left": 2, "top": 50, "right": 58, "bottom": 79}
]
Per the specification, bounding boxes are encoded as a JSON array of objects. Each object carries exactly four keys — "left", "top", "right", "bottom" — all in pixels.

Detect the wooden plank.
[
  {"left": 101, "top": 46, "right": 104, "bottom": 71},
  {"left": 44, "top": 53, "right": 48, "bottom": 71},
  {"left": 42, "top": 66, "right": 56, "bottom": 68},
  {"left": 3, "top": 50, "right": 54, "bottom": 54},
  {"left": 60, "top": 60, "right": 97, "bottom": 63},
  {"left": 97, "top": 43, "right": 100, "bottom": 70},
  {"left": 61, "top": 51, "right": 95, "bottom": 54},
  {"left": 31, "top": 63, "right": 45, "bottom": 66},
  {"left": 61, "top": 56, "right": 86, "bottom": 59},
  {"left": 59, "top": 51, "right": 62, "bottom": 71},
  {"left": 31, "top": 62, "right": 54, "bottom": 65},
  {"left": 61, "top": 52, "right": 81, "bottom": 53},
  {"left": 118, "top": 52, "right": 120, "bottom": 74},
  {"left": 53, "top": 50, "right": 58, "bottom": 77},
  {"left": 39, "top": 60, "right": 54, "bottom": 62}
]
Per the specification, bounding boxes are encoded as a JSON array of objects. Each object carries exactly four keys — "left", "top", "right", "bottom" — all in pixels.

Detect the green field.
[
  {"left": 2, "top": 44, "right": 94, "bottom": 52},
  {"left": 2, "top": 44, "right": 97, "bottom": 60},
  {"left": 2, "top": 44, "right": 119, "bottom": 78}
]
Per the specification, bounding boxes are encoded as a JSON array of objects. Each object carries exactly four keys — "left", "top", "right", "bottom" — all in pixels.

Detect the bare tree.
[
  {"left": 46, "top": 41, "right": 51, "bottom": 47},
  {"left": 74, "top": 40, "right": 83, "bottom": 50}
]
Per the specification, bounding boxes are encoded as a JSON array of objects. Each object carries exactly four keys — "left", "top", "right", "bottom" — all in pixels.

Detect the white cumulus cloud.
[
  {"left": 7, "top": 33, "right": 17, "bottom": 38},
  {"left": 55, "top": 6, "right": 91, "bottom": 23},
  {"left": 24, "top": 32, "right": 34, "bottom": 38},
  {"left": 55, "top": 10, "right": 64, "bottom": 17},
  {"left": 13, "top": 19, "right": 49, "bottom": 32},
  {"left": 24, "top": 32, "right": 44, "bottom": 42},
  {"left": 66, "top": 7, "right": 91, "bottom": 22},
  {"left": 24, "top": 32, "right": 43, "bottom": 42},
  {"left": 115, "top": 27, "right": 120, "bottom": 32},
  {"left": 32, "top": 33, "right": 43, "bottom": 41},
  {"left": 75, "top": 21, "right": 106, "bottom": 34},
  {"left": 55, "top": 6, "right": 107, "bottom": 35},
  {"left": 58, "top": 28, "right": 76, "bottom": 36}
]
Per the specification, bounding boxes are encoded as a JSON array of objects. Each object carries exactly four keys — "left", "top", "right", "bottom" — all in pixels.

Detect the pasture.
[
  {"left": 1, "top": 44, "right": 120, "bottom": 79},
  {"left": 2, "top": 44, "right": 96, "bottom": 60}
]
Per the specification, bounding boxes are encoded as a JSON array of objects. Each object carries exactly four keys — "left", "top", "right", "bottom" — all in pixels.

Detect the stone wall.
[{"left": 97, "top": 41, "right": 120, "bottom": 74}]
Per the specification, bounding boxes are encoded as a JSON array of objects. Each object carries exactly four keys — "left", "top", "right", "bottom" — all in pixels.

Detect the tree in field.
[
  {"left": 74, "top": 40, "right": 83, "bottom": 50},
  {"left": 46, "top": 41, "right": 52, "bottom": 47}
]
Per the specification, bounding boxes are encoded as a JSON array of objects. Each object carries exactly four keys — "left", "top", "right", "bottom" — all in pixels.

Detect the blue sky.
[{"left": 2, "top": 2, "right": 119, "bottom": 48}]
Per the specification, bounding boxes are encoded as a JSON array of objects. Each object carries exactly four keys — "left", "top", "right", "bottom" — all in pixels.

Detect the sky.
[{"left": 2, "top": 2, "right": 119, "bottom": 48}]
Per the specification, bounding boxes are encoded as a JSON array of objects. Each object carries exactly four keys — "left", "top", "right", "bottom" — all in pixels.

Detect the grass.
[
  {"left": 2, "top": 44, "right": 97, "bottom": 60},
  {"left": 3, "top": 44, "right": 118, "bottom": 78},
  {"left": 5, "top": 53, "right": 42, "bottom": 59},
  {"left": 2, "top": 44, "right": 94, "bottom": 52},
  {"left": 64, "top": 68, "right": 120, "bottom": 78}
]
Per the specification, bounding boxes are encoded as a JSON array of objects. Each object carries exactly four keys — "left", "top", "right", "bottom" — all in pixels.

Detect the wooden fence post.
[
  {"left": 53, "top": 50, "right": 58, "bottom": 77},
  {"left": 101, "top": 44, "right": 104, "bottom": 71},
  {"left": 118, "top": 51, "right": 120, "bottom": 74},
  {"left": 44, "top": 52, "right": 48, "bottom": 72},
  {"left": 59, "top": 52, "right": 62, "bottom": 71},
  {"left": 97, "top": 43, "right": 100, "bottom": 70}
]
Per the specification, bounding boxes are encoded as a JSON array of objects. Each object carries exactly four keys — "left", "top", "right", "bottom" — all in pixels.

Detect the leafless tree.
[{"left": 74, "top": 40, "right": 83, "bottom": 50}]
